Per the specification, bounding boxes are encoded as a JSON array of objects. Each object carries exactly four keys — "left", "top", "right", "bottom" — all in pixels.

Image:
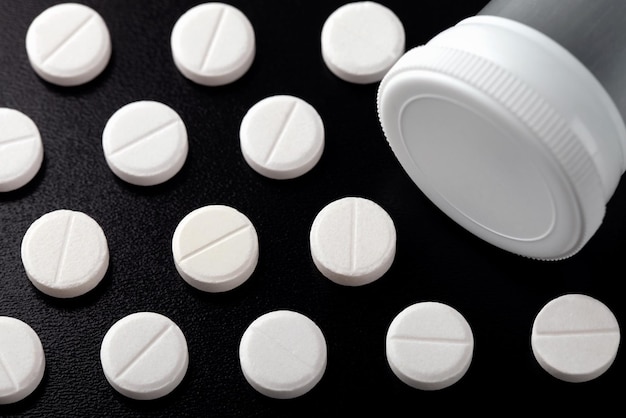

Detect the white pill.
[
  {"left": 531, "top": 294, "right": 620, "bottom": 383},
  {"left": 21, "top": 209, "right": 109, "bottom": 298},
  {"left": 309, "top": 197, "right": 396, "bottom": 286},
  {"left": 102, "top": 101, "right": 188, "bottom": 186},
  {"left": 100, "top": 312, "right": 188, "bottom": 400},
  {"left": 171, "top": 2, "right": 255, "bottom": 86},
  {"left": 25, "top": 3, "right": 111, "bottom": 86},
  {"left": 240, "top": 95, "right": 325, "bottom": 180},
  {"left": 386, "top": 302, "right": 474, "bottom": 391},
  {"left": 321, "top": 1, "right": 405, "bottom": 84},
  {"left": 239, "top": 310, "right": 327, "bottom": 399},
  {"left": 172, "top": 205, "right": 259, "bottom": 293},
  {"left": 0, "top": 317, "right": 45, "bottom": 405},
  {"left": 0, "top": 108, "right": 44, "bottom": 192}
]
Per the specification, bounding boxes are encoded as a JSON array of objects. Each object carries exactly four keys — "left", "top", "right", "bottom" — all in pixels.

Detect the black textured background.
[{"left": 1, "top": 1, "right": 624, "bottom": 416}]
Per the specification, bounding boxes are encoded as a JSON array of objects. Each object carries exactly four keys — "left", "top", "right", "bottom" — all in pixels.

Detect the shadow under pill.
[
  {"left": 107, "top": 159, "right": 192, "bottom": 198},
  {"left": 36, "top": 54, "right": 116, "bottom": 97},
  {"left": 31, "top": 267, "right": 112, "bottom": 310},
  {"left": 111, "top": 369, "right": 191, "bottom": 411}
]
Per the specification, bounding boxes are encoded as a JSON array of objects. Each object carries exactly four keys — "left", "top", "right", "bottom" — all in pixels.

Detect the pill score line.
[
  {"left": 113, "top": 324, "right": 174, "bottom": 380},
  {"left": 0, "top": 133, "right": 38, "bottom": 147},
  {"left": 40, "top": 13, "right": 96, "bottom": 66},
  {"left": 200, "top": 7, "right": 227, "bottom": 73},
  {"left": 388, "top": 335, "right": 473, "bottom": 345},
  {"left": 264, "top": 100, "right": 298, "bottom": 165},
  {"left": 349, "top": 198, "right": 358, "bottom": 273},
  {"left": 52, "top": 212, "right": 75, "bottom": 285},
  {"left": 248, "top": 325, "right": 318, "bottom": 372},
  {"left": 534, "top": 328, "right": 620, "bottom": 337},
  {"left": 107, "top": 119, "right": 181, "bottom": 156},
  {"left": 178, "top": 224, "right": 252, "bottom": 263}
]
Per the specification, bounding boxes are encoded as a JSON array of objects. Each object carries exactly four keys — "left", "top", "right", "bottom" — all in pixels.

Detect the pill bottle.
[{"left": 377, "top": 0, "right": 626, "bottom": 260}]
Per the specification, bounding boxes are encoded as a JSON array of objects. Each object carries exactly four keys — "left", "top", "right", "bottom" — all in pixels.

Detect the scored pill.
[
  {"left": 0, "top": 108, "right": 44, "bottom": 193},
  {"left": 239, "top": 310, "right": 327, "bottom": 399},
  {"left": 171, "top": 2, "right": 256, "bottom": 86},
  {"left": 0, "top": 317, "right": 46, "bottom": 405},
  {"left": 531, "top": 293, "right": 621, "bottom": 383},
  {"left": 102, "top": 101, "right": 188, "bottom": 186},
  {"left": 309, "top": 196, "right": 396, "bottom": 286},
  {"left": 172, "top": 205, "right": 259, "bottom": 293},
  {"left": 25, "top": 3, "right": 112, "bottom": 86},
  {"left": 386, "top": 302, "right": 474, "bottom": 391},
  {"left": 240, "top": 95, "right": 325, "bottom": 180},
  {"left": 100, "top": 312, "right": 189, "bottom": 400},
  {"left": 21, "top": 209, "right": 109, "bottom": 298}
]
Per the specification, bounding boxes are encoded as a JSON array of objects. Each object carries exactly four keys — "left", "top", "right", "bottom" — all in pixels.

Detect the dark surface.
[{"left": 1, "top": 1, "right": 624, "bottom": 416}]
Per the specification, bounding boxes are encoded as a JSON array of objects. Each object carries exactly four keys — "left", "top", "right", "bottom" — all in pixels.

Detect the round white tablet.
[
  {"left": 21, "top": 209, "right": 109, "bottom": 298},
  {"left": 531, "top": 294, "right": 620, "bottom": 383},
  {"left": 240, "top": 95, "right": 325, "bottom": 180},
  {"left": 171, "top": 2, "right": 255, "bottom": 86},
  {"left": 0, "top": 108, "right": 44, "bottom": 192},
  {"left": 172, "top": 205, "right": 259, "bottom": 292},
  {"left": 100, "top": 312, "right": 188, "bottom": 400},
  {"left": 0, "top": 317, "right": 45, "bottom": 405},
  {"left": 321, "top": 1, "right": 405, "bottom": 84},
  {"left": 309, "top": 197, "right": 396, "bottom": 286},
  {"left": 25, "top": 3, "right": 111, "bottom": 86},
  {"left": 386, "top": 302, "right": 474, "bottom": 391},
  {"left": 102, "top": 101, "right": 188, "bottom": 186},
  {"left": 239, "top": 310, "right": 327, "bottom": 399}
]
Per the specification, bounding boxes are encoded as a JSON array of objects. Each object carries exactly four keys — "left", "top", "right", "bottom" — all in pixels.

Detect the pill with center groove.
[
  {"left": 21, "top": 209, "right": 109, "bottom": 298},
  {"left": 239, "top": 310, "right": 327, "bottom": 399},
  {"left": 171, "top": 2, "right": 255, "bottom": 86},
  {"left": 25, "top": 3, "right": 111, "bottom": 86},
  {"left": 102, "top": 100, "right": 188, "bottom": 186},
  {"left": 386, "top": 302, "right": 474, "bottom": 390},
  {"left": 531, "top": 293, "right": 620, "bottom": 383},
  {"left": 172, "top": 205, "right": 259, "bottom": 292},
  {"left": 100, "top": 312, "right": 189, "bottom": 400},
  {"left": 309, "top": 196, "right": 396, "bottom": 286},
  {"left": 240, "top": 95, "right": 325, "bottom": 180}
]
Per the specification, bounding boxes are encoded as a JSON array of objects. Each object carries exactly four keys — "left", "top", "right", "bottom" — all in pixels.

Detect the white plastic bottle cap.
[
  {"left": 378, "top": 16, "right": 626, "bottom": 260},
  {"left": 0, "top": 108, "right": 44, "bottom": 192},
  {"left": 172, "top": 205, "right": 259, "bottom": 292},
  {"left": 239, "top": 310, "right": 327, "bottom": 399},
  {"left": 310, "top": 196, "right": 396, "bottom": 286},
  {"left": 240, "top": 95, "right": 325, "bottom": 180},
  {"left": 102, "top": 101, "right": 188, "bottom": 186},
  {"left": 386, "top": 302, "right": 474, "bottom": 391},
  {"left": 321, "top": 1, "right": 405, "bottom": 84},
  {"left": 171, "top": 2, "right": 255, "bottom": 86},
  {"left": 0, "top": 317, "right": 46, "bottom": 405},
  {"left": 100, "top": 312, "right": 189, "bottom": 400},
  {"left": 25, "top": 3, "right": 111, "bottom": 86},
  {"left": 21, "top": 209, "right": 109, "bottom": 298},
  {"left": 531, "top": 294, "right": 620, "bottom": 383}
]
